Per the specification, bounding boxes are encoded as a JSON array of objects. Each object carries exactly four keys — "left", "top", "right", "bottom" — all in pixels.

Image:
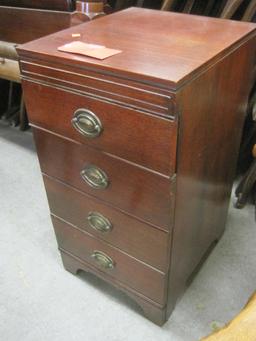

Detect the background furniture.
[
  {"left": 0, "top": 0, "right": 109, "bottom": 129},
  {"left": 18, "top": 8, "right": 256, "bottom": 325},
  {"left": 112, "top": 0, "right": 256, "bottom": 19}
]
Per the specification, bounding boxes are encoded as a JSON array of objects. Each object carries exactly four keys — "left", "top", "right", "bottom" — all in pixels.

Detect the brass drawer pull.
[
  {"left": 91, "top": 251, "right": 115, "bottom": 269},
  {"left": 81, "top": 165, "right": 109, "bottom": 189},
  {"left": 72, "top": 109, "right": 102, "bottom": 138},
  {"left": 87, "top": 212, "right": 112, "bottom": 233}
]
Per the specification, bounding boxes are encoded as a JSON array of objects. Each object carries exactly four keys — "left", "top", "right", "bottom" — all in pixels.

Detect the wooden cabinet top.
[{"left": 17, "top": 7, "right": 256, "bottom": 89}]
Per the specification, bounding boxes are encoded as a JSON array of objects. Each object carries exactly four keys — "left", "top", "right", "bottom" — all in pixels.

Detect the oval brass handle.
[
  {"left": 71, "top": 109, "right": 102, "bottom": 138},
  {"left": 91, "top": 251, "right": 115, "bottom": 269},
  {"left": 87, "top": 212, "right": 112, "bottom": 233},
  {"left": 81, "top": 165, "right": 109, "bottom": 189}
]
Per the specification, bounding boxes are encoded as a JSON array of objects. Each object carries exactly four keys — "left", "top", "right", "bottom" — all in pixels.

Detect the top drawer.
[{"left": 22, "top": 81, "right": 177, "bottom": 176}]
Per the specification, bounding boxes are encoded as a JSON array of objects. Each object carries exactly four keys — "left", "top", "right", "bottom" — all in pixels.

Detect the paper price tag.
[{"left": 58, "top": 41, "right": 122, "bottom": 60}]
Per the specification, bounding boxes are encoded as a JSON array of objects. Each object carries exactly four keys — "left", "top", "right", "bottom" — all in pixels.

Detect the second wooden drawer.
[{"left": 34, "top": 128, "right": 173, "bottom": 229}]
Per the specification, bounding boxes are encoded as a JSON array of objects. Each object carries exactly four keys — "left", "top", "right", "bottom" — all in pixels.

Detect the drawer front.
[
  {"left": 52, "top": 216, "right": 167, "bottom": 304},
  {"left": 44, "top": 175, "right": 170, "bottom": 271},
  {"left": 34, "top": 128, "right": 173, "bottom": 229},
  {"left": 23, "top": 81, "right": 177, "bottom": 175}
]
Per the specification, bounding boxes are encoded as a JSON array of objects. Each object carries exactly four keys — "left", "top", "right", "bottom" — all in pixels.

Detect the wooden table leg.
[
  {"left": 235, "top": 158, "right": 256, "bottom": 208},
  {"left": 136, "top": 0, "right": 145, "bottom": 7},
  {"left": 220, "top": 0, "right": 244, "bottom": 19},
  {"left": 242, "top": 0, "right": 256, "bottom": 21},
  {"left": 19, "top": 94, "right": 29, "bottom": 131},
  {"left": 2, "top": 81, "right": 19, "bottom": 120},
  {"left": 161, "top": 0, "right": 176, "bottom": 11},
  {"left": 204, "top": 0, "right": 216, "bottom": 15},
  {"left": 0, "top": 79, "right": 8, "bottom": 117},
  {"left": 115, "top": 0, "right": 130, "bottom": 10},
  {"left": 183, "top": 0, "right": 196, "bottom": 13}
]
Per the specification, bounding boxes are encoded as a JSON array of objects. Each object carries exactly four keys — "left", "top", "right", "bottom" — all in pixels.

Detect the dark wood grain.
[
  {"left": 22, "top": 81, "right": 177, "bottom": 175},
  {"left": 43, "top": 175, "right": 170, "bottom": 271},
  {"left": 167, "top": 34, "right": 256, "bottom": 316},
  {"left": 0, "top": 0, "right": 74, "bottom": 11},
  {"left": 33, "top": 128, "right": 173, "bottom": 229},
  {"left": 0, "top": 7, "right": 74, "bottom": 44},
  {"left": 0, "top": 1, "right": 110, "bottom": 45},
  {"left": 52, "top": 215, "right": 167, "bottom": 305}
]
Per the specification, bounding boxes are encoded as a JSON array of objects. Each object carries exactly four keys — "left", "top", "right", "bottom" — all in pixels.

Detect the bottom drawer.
[{"left": 52, "top": 216, "right": 167, "bottom": 305}]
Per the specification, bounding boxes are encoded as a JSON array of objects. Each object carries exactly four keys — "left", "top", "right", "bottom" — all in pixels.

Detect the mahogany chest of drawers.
[{"left": 17, "top": 8, "right": 256, "bottom": 325}]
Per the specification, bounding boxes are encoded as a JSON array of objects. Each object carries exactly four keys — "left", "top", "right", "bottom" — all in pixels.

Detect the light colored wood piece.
[
  {"left": 161, "top": 0, "right": 176, "bottom": 11},
  {"left": 0, "top": 58, "right": 20, "bottom": 83},
  {"left": 252, "top": 144, "right": 256, "bottom": 158},
  {"left": 202, "top": 292, "right": 256, "bottom": 340}
]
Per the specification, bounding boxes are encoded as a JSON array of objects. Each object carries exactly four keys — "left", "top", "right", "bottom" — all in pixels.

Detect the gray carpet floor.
[{"left": 0, "top": 122, "right": 256, "bottom": 341}]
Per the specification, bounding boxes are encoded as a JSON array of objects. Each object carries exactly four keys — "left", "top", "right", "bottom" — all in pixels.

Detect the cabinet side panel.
[{"left": 167, "top": 36, "right": 256, "bottom": 316}]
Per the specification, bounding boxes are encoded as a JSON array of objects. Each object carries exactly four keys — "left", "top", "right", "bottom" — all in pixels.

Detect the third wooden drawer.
[{"left": 44, "top": 175, "right": 169, "bottom": 272}]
